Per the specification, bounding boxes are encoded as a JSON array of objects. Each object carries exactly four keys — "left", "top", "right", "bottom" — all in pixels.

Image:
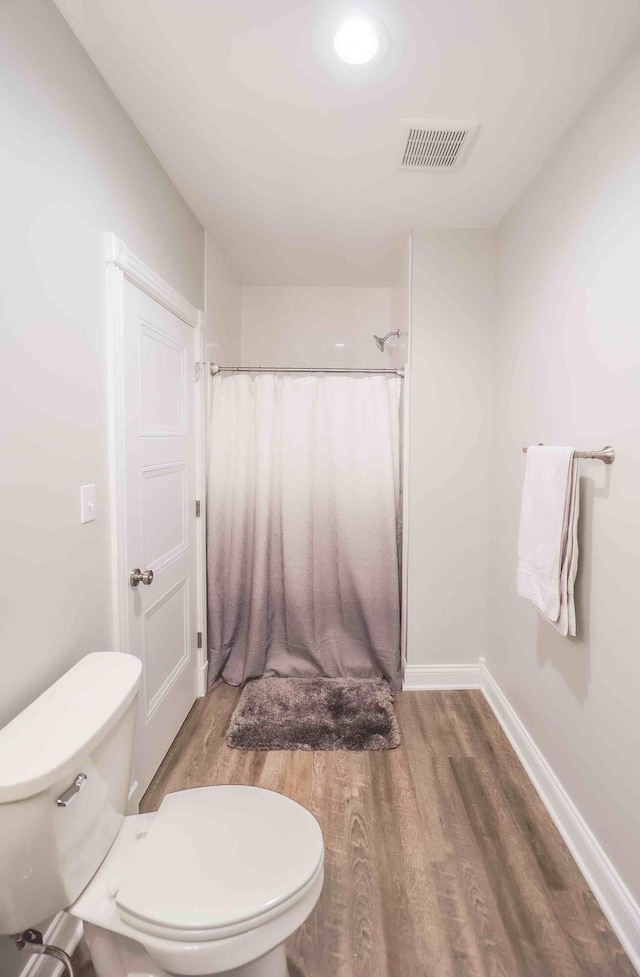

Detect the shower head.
[{"left": 373, "top": 330, "right": 401, "bottom": 352}]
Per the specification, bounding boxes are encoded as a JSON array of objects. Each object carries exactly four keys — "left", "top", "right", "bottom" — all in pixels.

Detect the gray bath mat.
[{"left": 226, "top": 677, "right": 401, "bottom": 751}]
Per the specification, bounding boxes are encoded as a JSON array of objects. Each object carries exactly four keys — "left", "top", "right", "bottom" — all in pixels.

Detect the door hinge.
[
  {"left": 195, "top": 361, "right": 201, "bottom": 381},
  {"left": 197, "top": 632, "right": 203, "bottom": 649},
  {"left": 195, "top": 500, "right": 201, "bottom": 517}
]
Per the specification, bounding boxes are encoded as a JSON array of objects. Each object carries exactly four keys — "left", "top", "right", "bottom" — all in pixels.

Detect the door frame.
[{"left": 105, "top": 233, "right": 208, "bottom": 698}]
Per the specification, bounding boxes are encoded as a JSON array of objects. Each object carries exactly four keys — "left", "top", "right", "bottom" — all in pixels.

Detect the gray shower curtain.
[{"left": 206, "top": 372, "right": 402, "bottom": 690}]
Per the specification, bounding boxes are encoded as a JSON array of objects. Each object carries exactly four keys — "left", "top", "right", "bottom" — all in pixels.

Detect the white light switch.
[{"left": 80, "top": 484, "right": 96, "bottom": 524}]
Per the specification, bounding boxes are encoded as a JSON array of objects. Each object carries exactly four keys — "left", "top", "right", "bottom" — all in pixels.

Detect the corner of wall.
[
  {"left": 203, "top": 231, "right": 242, "bottom": 366},
  {"left": 404, "top": 227, "right": 498, "bottom": 672}
]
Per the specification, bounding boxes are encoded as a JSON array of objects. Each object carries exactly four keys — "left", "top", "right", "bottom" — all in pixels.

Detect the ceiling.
[{"left": 53, "top": 0, "right": 640, "bottom": 285}]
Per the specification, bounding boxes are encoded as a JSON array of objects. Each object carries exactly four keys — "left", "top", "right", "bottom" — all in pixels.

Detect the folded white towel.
[{"left": 516, "top": 446, "right": 580, "bottom": 636}]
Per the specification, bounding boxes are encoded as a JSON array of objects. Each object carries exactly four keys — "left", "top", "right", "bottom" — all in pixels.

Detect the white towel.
[{"left": 516, "top": 446, "right": 580, "bottom": 636}]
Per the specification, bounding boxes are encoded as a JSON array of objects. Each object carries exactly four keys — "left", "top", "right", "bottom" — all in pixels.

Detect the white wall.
[
  {"left": 0, "top": 0, "right": 204, "bottom": 967},
  {"left": 204, "top": 233, "right": 242, "bottom": 365},
  {"left": 0, "top": 0, "right": 204, "bottom": 725},
  {"left": 489, "top": 43, "right": 640, "bottom": 910},
  {"left": 241, "top": 286, "right": 406, "bottom": 369},
  {"left": 405, "top": 229, "right": 495, "bottom": 668}
]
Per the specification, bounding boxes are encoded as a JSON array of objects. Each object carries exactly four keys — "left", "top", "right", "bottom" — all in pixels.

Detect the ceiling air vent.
[{"left": 400, "top": 119, "right": 480, "bottom": 171}]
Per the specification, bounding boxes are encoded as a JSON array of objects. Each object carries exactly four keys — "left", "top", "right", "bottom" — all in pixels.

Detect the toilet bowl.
[
  {"left": 72, "top": 785, "right": 325, "bottom": 977},
  {"left": 0, "top": 654, "right": 325, "bottom": 977}
]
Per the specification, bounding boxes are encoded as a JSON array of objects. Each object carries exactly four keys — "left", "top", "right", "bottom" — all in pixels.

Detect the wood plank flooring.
[{"left": 135, "top": 685, "right": 636, "bottom": 977}]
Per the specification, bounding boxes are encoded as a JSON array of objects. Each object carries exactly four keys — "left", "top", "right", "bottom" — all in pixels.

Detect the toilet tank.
[{"left": 0, "top": 652, "right": 142, "bottom": 934}]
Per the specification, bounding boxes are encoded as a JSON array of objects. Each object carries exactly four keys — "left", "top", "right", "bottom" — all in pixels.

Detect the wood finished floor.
[{"left": 134, "top": 686, "right": 635, "bottom": 977}]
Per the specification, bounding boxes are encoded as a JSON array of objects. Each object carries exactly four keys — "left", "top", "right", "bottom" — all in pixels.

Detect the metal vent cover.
[{"left": 400, "top": 119, "right": 480, "bottom": 171}]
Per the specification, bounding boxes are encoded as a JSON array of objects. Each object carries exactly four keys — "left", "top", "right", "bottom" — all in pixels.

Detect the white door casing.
[{"left": 106, "top": 235, "right": 207, "bottom": 808}]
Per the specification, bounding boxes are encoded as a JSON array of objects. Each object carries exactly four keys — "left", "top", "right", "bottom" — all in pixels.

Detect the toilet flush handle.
[{"left": 56, "top": 772, "right": 87, "bottom": 808}]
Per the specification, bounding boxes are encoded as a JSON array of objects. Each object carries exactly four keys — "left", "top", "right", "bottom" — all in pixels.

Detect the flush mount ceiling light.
[{"left": 333, "top": 16, "right": 381, "bottom": 65}]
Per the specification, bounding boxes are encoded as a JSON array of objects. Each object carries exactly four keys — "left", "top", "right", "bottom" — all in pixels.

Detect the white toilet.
[{"left": 0, "top": 653, "right": 324, "bottom": 977}]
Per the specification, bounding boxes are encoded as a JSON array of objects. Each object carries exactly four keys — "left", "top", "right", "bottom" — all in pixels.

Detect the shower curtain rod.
[{"left": 206, "top": 363, "right": 405, "bottom": 377}]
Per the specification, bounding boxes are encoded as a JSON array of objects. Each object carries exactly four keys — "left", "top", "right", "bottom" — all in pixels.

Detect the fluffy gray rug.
[{"left": 226, "top": 677, "right": 401, "bottom": 751}]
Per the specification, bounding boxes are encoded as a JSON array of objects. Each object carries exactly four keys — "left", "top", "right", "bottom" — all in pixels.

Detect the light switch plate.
[{"left": 80, "top": 484, "right": 96, "bottom": 524}]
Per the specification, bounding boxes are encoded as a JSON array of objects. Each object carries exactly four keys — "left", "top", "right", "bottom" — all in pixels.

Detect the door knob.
[{"left": 130, "top": 568, "right": 154, "bottom": 587}]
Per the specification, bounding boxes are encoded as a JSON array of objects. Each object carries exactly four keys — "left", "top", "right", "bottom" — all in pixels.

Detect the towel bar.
[{"left": 521, "top": 445, "right": 615, "bottom": 464}]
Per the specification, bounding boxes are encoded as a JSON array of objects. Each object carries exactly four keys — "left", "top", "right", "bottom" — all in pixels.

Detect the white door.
[{"left": 123, "top": 281, "right": 198, "bottom": 802}]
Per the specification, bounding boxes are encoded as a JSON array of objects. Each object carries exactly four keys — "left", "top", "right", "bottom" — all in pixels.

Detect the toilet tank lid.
[{"left": 0, "top": 653, "right": 141, "bottom": 803}]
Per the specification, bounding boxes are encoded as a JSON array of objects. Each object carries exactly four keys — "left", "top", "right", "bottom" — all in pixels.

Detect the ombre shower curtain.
[{"left": 206, "top": 372, "right": 402, "bottom": 690}]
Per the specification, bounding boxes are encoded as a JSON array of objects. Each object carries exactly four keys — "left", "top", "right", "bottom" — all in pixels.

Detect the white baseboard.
[
  {"left": 18, "top": 913, "right": 83, "bottom": 977},
  {"left": 481, "top": 664, "right": 640, "bottom": 973},
  {"left": 403, "top": 662, "right": 482, "bottom": 689}
]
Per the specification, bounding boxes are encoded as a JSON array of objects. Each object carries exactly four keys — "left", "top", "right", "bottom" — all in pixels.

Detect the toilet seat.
[
  {"left": 115, "top": 785, "right": 324, "bottom": 943},
  {"left": 71, "top": 787, "right": 325, "bottom": 976}
]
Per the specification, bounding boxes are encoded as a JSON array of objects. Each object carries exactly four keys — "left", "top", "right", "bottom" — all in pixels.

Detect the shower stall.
[{"left": 204, "top": 280, "right": 410, "bottom": 693}]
